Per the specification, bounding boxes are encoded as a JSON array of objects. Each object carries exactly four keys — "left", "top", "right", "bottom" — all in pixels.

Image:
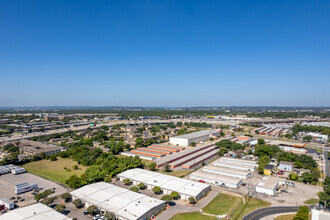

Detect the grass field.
[
  {"left": 304, "top": 198, "right": 319, "bottom": 205},
  {"left": 202, "top": 193, "right": 243, "bottom": 215},
  {"left": 233, "top": 197, "right": 271, "bottom": 220},
  {"left": 274, "top": 213, "right": 296, "bottom": 220},
  {"left": 23, "top": 158, "right": 88, "bottom": 184},
  {"left": 169, "top": 212, "right": 217, "bottom": 220}
]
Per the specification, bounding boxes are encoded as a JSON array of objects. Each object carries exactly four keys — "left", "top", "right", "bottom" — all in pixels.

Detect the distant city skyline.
[{"left": 1, "top": 0, "right": 329, "bottom": 107}]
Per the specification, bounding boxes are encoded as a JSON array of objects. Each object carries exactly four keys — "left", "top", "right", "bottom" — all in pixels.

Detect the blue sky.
[{"left": 0, "top": 0, "right": 329, "bottom": 107}]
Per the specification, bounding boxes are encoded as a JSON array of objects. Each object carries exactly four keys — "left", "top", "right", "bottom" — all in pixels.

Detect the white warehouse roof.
[
  {"left": 117, "top": 168, "right": 210, "bottom": 198},
  {"left": 70, "top": 182, "right": 165, "bottom": 220},
  {"left": 0, "top": 203, "right": 70, "bottom": 220},
  {"left": 171, "top": 129, "right": 219, "bottom": 140}
]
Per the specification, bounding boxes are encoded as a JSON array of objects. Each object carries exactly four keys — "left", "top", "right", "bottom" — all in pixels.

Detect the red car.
[
  {"left": 198, "top": 180, "right": 205, "bottom": 183},
  {"left": 277, "top": 172, "right": 284, "bottom": 175}
]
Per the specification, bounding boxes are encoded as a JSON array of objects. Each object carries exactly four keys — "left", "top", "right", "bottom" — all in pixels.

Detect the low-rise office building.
[
  {"left": 255, "top": 176, "right": 286, "bottom": 196},
  {"left": 279, "top": 161, "right": 294, "bottom": 172},
  {"left": 71, "top": 182, "right": 165, "bottom": 220}
]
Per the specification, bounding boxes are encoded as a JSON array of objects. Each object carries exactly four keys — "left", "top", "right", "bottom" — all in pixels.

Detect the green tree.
[
  {"left": 148, "top": 162, "right": 157, "bottom": 171},
  {"left": 231, "top": 132, "right": 235, "bottom": 137},
  {"left": 258, "top": 139, "right": 265, "bottom": 145},
  {"left": 101, "top": 125, "right": 109, "bottom": 131},
  {"left": 190, "top": 142, "right": 196, "bottom": 147},
  {"left": 138, "top": 183, "right": 145, "bottom": 189},
  {"left": 130, "top": 187, "right": 139, "bottom": 192},
  {"left": 34, "top": 193, "right": 43, "bottom": 202},
  {"left": 135, "top": 137, "right": 144, "bottom": 148},
  {"left": 219, "top": 131, "right": 225, "bottom": 137},
  {"left": 104, "top": 212, "right": 116, "bottom": 220},
  {"left": 54, "top": 204, "right": 66, "bottom": 213},
  {"left": 73, "top": 199, "right": 84, "bottom": 208},
  {"left": 188, "top": 197, "right": 195, "bottom": 204},
  {"left": 303, "top": 135, "right": 313, "bottom": 142},
  {"left": 294, "top": 161, "right": 304, "bottom": 169},
  {"left": 87, "top": 205, "right": 98, "bottom": 216},
  {"left": 61, "top": 193, "right": 72, "bottom": 202},
  {"left": 123, "top": 179, "right": 131, "bottom": 185},
  {"left": 170, "top": 191, "right": 179, "bottom": 199},
  {"left": 161, "top": 195, "right": 173, "bottom": 203},
  {"left": 153, "top": 186, "right": 162, "bottom": 194},
  {"left": 72, "top": 165, "right": 78, "bottom": 170},
  {"left": 49, "top": 154, "right": 57, "bottom": 161},
  {"left": 164, "top": 164, "right": 171, "bottom": 172},
  {"left": 42, "top": 197, "right": 54, "bottom": 206},
  {"left": 301, "top": 172, "right": 313, "bottom": 183},
  {"left": 218, "top": 147, "right": 228, "bottom": 156},
  {"left": 65, "top": 175, "right": 85, "bottom": 189},
  {"left": 294, "top": 206, "right": 309, "bottom": 220}
]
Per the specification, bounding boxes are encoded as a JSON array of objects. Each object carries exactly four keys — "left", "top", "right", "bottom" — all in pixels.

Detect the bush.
[
  {"left": 294, "top": 206, "right": 309, "bottom": 220},
  {"left": 161, "top": 195, "right": 173, "bottom": 203},
  {"left": 42, "top": 197, "right": 54, "bottom": 206},
  {"left": 49, "top": 154, "right": 57, "bottom": 161},
  {"left": 148, "top": 162, "right": 157, "bottom": 171},
  {"left": 137, "top": 183, "right": 145, "bottom": 189},
  {"left": 170, "top": 191, "right": 179, "bottom": 199},
  {"left": 61, "top": 193, "right": 72, "bottom": 202},
  {"left": 104, "top": 212, "right": 116, "bottom": 220},
  {"left": 54, "top": 204, "right": 66, "bottom": 213},
  {"left": 123, "top": 179, "right": 131, "bottom": 185},
  {"left": 188, "top": 197, "right": 195, "bottom": 204},
  {"left": 72, "top": 165, "right": 79, "bottom": 170},
  {"left": 130, "top": 187, "right": 139, "bottom": 192},
  {"left": 87, "top": 205, "right": 98, "bottom": 216},
  {"left": 190, "top": 142, "right": 196, "bottom": 147},
  {"left": 73, "top": 199, "right": 84, "bottom": 208},
  {"left": 153, "top": 186, "right": 162, "bottom": 194},
  {"left": 164, "top": 164, "right": 171, "bottom": 172}
]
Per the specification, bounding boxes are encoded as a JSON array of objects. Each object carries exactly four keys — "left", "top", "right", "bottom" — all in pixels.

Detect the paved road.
[{"left": 242, "top": 206, "right": 299, "bottom": 220}]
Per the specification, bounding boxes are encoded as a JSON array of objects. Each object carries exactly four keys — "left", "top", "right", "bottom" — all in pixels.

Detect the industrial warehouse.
[
  {"left": 0, "top": 203, "right": 71, "bottom": 220},
  {"left": 70, "top": 182, "right": 165, "bottom": 220},
  {"left": 169, "top": 129, "right": 219, "bottom": 146},
  {"left": 255, "top": 176, "right": 287, "bottom": 196},
  {"left": 117, "top": 168, "right": 211, "bottom": 201},
  {"left": 189, "top": 157, "right": 257, "bottom": 189}
]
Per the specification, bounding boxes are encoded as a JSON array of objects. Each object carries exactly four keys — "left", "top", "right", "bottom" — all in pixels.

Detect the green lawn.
[
  {"left": 169, "top": 212, "right": 217, "bottom": 220},
  {"left": 202, "top": 193, "right": 243, "bottom": 215},
  {"left": 233, "top": 197, "right": 271, "bottom": 220},
  {"left": 304, "top": 198, "right": 319, "bottom": 205},
  {"left": 23, "top": 158, "right": 88, "bottom": 184},
  {"left": 274, "top": 213, "right": 296, "bottom": 220}
]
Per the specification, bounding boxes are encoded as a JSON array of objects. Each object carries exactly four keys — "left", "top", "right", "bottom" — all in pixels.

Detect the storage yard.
[
  {"left": 117, "top": 168, "right": 211, "bottom": 201},
  {"left": 155, "top": 144, "right": 218, "bottom": 169},
  {"left": 0, "top": 164, "right": 25, "bottom": 175},
  {"left": 70, "top": 182, "right": 166, "bottom": 220}
]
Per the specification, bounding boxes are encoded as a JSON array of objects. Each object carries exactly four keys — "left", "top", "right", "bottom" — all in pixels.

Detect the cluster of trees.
[
  {"left": 183, "top": 122, "right": 212, "bottom": 128},
  {"left": 105, "top": 141, "right": 130, "bottom": 154},
  {"left": 34, "top": 189, "right": 54, "bottom": 202},
  {"left": 66, "top": 155, "right": 143, "bottom": 189},
  {"left": 135, "top": 137, "right": 160, "bottom": 148},
  {"left": 2, "top": 143, "right": 19, "bottom": 153},
  {"left": 293, "top": 124, "right": 330, "bottom": 136},
  {"left": 215, "top": 140, "right": 245, "bottom": 156},
  {"left": 318, "top": 176, "right": 330, "bottom": 208}
]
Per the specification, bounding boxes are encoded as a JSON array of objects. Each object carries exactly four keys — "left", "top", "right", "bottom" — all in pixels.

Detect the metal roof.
[{"left": 170, "top": 129, "right": 218, "bottom": 140}]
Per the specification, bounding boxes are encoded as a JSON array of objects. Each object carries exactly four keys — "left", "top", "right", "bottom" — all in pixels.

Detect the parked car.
[
  {"left": 241, "top": 182, "right": 246, "bottom": 186},
  {"left": 281, "top": 189, "right": 288, "bottom": 193},
  {"left": 198, "top": 180, "right": 205, "bottom": 183},
  {"left": 287, "top": 182, "right": 295, "bottom": 187},
  {"left": 277, "top": 172, "right": 283, "bottom": 175},
  {"left": 83, "top": 211, "right": 88, "bottom": 215}
]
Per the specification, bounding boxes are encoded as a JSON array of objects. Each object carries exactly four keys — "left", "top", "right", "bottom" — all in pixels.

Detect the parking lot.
[{"left": 0, "top": 172, "right": 67, "bottom": 208}]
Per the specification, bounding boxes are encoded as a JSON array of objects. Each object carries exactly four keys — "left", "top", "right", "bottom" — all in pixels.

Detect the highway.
[{"left": 242, "top": 206, "right": 299, "bottom": 220}]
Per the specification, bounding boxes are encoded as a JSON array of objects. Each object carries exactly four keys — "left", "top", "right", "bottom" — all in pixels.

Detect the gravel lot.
[{"left": 0, "top": 172, "right": 67, "bottom": 207}]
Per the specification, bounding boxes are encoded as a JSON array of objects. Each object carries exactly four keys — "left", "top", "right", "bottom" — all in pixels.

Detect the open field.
[
  {"left": 274, "top": 213, "right": 296, "bottom": 220},
  {"left": 169, "top": 211, "right": 217, "bottom": 220},
  {"left": 304, "top": 198, "right": 319, "bottom": 205},
  {"left": 233, "top": 197, "right": 271, "bottom": 220},
  {"left": 202, "top": 193, "right": 243, "bottom": 215},
  {"left": 23, "top": 158, "right": 88, "bottom": 184}
]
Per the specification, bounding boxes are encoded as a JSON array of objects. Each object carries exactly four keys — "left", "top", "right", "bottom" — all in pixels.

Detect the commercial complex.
[
  {"left": 15, "top": 139, "right": 62, "bottom": 156},
  {"left": 169, "top": 129, "right": 219, "bottom": 146},
  {"left": 189, "top": 157, "right": 256, "bottom": 189},
  {"left": 117, "top": 168, "right": 211, "bottom": 201},
  {"left": 0, "top": 203, "right": 70, "bottom": 220},
  {"left": 70, "top": 182, "right": 165, "bottom": 220}
]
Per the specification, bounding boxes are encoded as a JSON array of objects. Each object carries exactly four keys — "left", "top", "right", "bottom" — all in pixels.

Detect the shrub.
[
  {"left": 104, "top": 212, "right": 116, "bottom": 220},
  {"left": 54, "top": 204, "right": 66, "bottom": 213},
  {"left": 130, "top": 187, "right": 139, "bottom": 192},
  {"left": 188, "top": 197, "right": 195, "bottom": 204},
  {"left": 73, "top": 199, "right": 84, "bottom": 208},
  {"left": 190, "top": 142, "right": 196, "bottom": 147},
  {"left": 123, "top": 179, "right": 131, "bottom": 185},
  {"left": 87, "top": 205, "right": 98, "bottom": 216},
  {"left": 61, "top": 193, "right": 72, "bottom": 202},
  {"left": 170, "top": 191, "right": 179, "bottom": 199},
  {"left": 137, "top": 183, "right": 145, "bottom": 189},
  {"left": 161, "top": 195, "right": 173, "bottom": 203},
  {"left": 42, "top": 197, "right": 54, "bottom": 206},
  {"left": 153, "top": 186, "right": 162, "bottom": 194}
]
